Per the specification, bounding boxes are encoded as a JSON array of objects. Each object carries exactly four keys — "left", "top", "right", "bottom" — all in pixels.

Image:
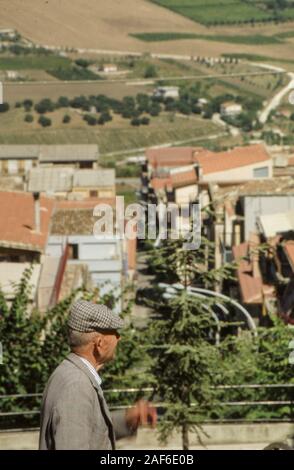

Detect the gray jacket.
[{"left": 39, "top": 353, "right": 133, "bottom": 450}]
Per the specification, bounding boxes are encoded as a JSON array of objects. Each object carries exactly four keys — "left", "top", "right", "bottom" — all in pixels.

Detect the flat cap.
[{"left": 68, "top": 300, "right": 124, "bottom": 332}]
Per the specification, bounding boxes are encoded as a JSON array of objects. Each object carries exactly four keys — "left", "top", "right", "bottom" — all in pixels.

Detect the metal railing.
[{"left": 0, "top": 384, "right": 293, "bottom": 421}]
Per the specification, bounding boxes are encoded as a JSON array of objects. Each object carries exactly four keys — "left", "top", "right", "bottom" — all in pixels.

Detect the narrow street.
[{"left": 131, "top": 249, "right": 154, "bottom": 328}]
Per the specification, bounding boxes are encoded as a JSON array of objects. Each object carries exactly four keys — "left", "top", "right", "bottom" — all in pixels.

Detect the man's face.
[{"left": 95, "top": 330, "right": 120, "bottom": 364}]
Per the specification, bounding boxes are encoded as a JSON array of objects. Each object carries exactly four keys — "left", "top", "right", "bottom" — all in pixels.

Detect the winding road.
[{"left": 254, "top": 62, "right": 294, "bottom": 124}]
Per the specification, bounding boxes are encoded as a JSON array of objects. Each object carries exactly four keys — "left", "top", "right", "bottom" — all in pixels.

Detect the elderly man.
[{"left": 39, "top": 300, "right": 156, "bottom": 450}]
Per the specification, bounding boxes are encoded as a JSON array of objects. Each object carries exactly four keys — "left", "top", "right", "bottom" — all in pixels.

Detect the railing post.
[{"left": 0, "top": 341, "right": 3, "bottom": 365}]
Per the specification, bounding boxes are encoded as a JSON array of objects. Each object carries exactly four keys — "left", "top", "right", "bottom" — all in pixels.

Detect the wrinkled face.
[{"left": 94, "top": 330, "right": 120, "bottom": 364}]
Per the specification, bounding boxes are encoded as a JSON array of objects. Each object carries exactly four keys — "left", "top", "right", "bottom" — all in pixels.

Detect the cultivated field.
[
  {"left": 150, "top": 0, "right": 294, "bottom": 25},
  {"left": 0, "top": 107, "right": 221, "bottom": 154},
  {"left": 0, "top": 0, "right": 206, "bottom": 49},
  {"left": 0, "top": 0, "right": 294, "bottom": 63},
  {"left": 3, "top": 81, "right": 151, "bottom": 104}
]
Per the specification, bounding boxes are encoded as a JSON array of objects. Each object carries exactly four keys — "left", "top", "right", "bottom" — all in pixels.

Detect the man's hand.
[{"left": 125, "top": 400, "right": 157, "bottom": 431}]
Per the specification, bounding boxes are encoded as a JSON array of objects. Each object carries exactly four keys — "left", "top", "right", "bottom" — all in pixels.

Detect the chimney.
[
  {"left": 193, "top": 163, "right": 202, "bottom": 181},
  {"left": 33, "top": 192, "right": 41, "bottom": 233}
]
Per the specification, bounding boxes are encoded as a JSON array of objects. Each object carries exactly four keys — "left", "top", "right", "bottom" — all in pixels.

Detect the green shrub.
[
  {"left": 35, "top": 98, "right": 55, "bottom": 114},
  {"left": 62, "top": 114, "right": 71, "bottom": 124},
  {"left": 144, "top": 64, "right": 157, "bottom": 78},
  {"left": 141, "top": 116, "right": 150, "bottom": 125},
  {"left": 0, "top": 103, "right": 10, "bottom": 113},
  {"left": 75, "top": 58, "right": 92, "bottom": 68},
  {"left": 38, "top": 115, "right": 52, "bottom": 127},
  {"left": 23, "top": 99, "right": 33, "bottom": 112},
  {"left": 57, "top": 96, "right": 70, "bottom": 108},
  {"left": 83, "top": 114, "right": 97, "bottom": 126},
  {"left": 24, "top": 114, "right": 34, "bottom": 123},
  {"left": 131, "top": 117, "right": 141, "bottom": 126}
]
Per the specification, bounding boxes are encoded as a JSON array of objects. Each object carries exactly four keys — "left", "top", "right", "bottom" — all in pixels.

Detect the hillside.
[
  {"left": 0, "top": 0, "right": 294, "bottom": 62},
  {"left": 0, "top": 0, "right": 205, "bottom": 50}
]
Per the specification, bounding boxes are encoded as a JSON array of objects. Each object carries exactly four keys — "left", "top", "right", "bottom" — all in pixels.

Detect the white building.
[
  {"left": 154, "top": 86, "right": 179, "bottom": 100},
  {"left": 196, "top": 144, "right": 273, "bottom": 183},
  {"left": 47, "top": 204, "right": 136, "bottom": 312},
  {"left": 220, "top": 102, "right": 243, "bottom": 118},
  {"left": 6, "top": 70, "right": 18, "bottom": 80},
  {"left": 100, "top": 64, "right": 118, "bottom": 73}
]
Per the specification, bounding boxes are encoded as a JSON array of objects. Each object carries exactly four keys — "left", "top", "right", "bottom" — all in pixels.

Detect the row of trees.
[{"left": 3, "top": 86, "right": 265, "bottom": 131}]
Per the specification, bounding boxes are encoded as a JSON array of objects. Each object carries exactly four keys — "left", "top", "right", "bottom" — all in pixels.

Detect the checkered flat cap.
[{"left": 68, "top": 300, "right": 124, "bottom": 332}]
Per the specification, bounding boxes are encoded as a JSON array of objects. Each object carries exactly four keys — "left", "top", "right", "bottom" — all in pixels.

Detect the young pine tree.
[{"left": 145, "top": 234, "right": 236, "bottom": 449}]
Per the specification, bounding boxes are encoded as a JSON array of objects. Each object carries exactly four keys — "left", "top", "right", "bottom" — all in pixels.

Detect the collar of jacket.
[{"left": 65, "top": 352, "right": 116, "bottom": 449}]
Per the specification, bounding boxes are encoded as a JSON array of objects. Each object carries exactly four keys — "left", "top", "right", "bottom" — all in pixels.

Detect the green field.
[
  {"left": 0, "top": 55, "right": 71, "bottom": 70},
  {"left": 222, "top": 53, "right": 294, "bottom": 65},
  {"left": 150, "top": 0, "right": 294, "bottom": 25},
  {"left": 47, "top": 66, "right": 102, "bottom": 81},
  {"left": 131, "top": 32, "right": 283, "bottom": 45},
  {"left": 275, "top": 30, "right": 294, "bottom": 39}
]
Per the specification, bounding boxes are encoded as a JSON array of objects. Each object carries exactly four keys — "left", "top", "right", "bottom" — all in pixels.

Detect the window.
[
  {"left": 253, "top": 166, "right": 269, "bottom": 178},
  {"left": 68, "top": 243, "right": 79, "bottom": 260},
  {"left": 8, "top": 159, "right": 18, "bottom": 175},
  {"left": 80, "top": 161, "right": 93, "bottom": 169}
]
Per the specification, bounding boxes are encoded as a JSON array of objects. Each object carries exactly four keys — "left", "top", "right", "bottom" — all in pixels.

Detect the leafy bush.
[
  {"left": 131, "top": 117, "right": 141, "bottom": 126},
  {"left": 0, "top": 103, "right": 10, "bottom": 113},
  {"left": 24, "top": 114, "right": 34, "bottom": 123},
  {"left": 83, "top": 114, "right": 97, "bottom": 126},
  {"left": 35, "top": 98, "right": 55, "bottom": 114},
  {"left": 70, "top": 95, "right": 89, "bottom": 109},
  {"left": 75, "top": 58, "right": 92, "bottom": 68},
  {"left": 140, "top": 116, "right": 150, "bottom": 125},
  {"left": 38, "top": 115, "right": 52, "bottom": 127},
  {"left": 144, "top": 64, "right": 157, "bottom": 78},
  {"left": 62, "top": 114, "right": 71, "bottom": 124},
  {"left": 149, "top": 103, "right": 161, "bottom": 116},
  {"left": 57, "top": 96, "right": 70, "bottom": 108},
  {"left": 23, "top": 99, "right": 33, "bottom": 112},
  {"left": 100, "top": 111, "right": 112, "bottom": 123}
]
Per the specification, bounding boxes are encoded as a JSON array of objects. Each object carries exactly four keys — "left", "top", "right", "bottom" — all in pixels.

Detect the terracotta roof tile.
[
  {"left": 56, "top": 198, "right": 116, "bottom": 209},
  {"left": 196, "top": 144, "right": 270, "bottom": 175},
  {"left": 146, "top": 147, "right": 202, "bottom": 168},
  {"left": 147, "top": 144, "right": 270, "bottom": 175},
  {"left": 170, "top": 168, "right": 197, "bottom": 188},
  {"left": 232, "top": 242, "right": 274, "bottom": 304},
  {"left": 0, "top": 191, "right": 54, "bottom": 252},
  {"left": 150, "top": 177, "right": 172, "bottom": 190}
]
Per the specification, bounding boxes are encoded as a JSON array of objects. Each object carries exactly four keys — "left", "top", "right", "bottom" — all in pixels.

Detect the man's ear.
[{"left": 93, "top": 333, "right": 103, "bottom": 350}]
